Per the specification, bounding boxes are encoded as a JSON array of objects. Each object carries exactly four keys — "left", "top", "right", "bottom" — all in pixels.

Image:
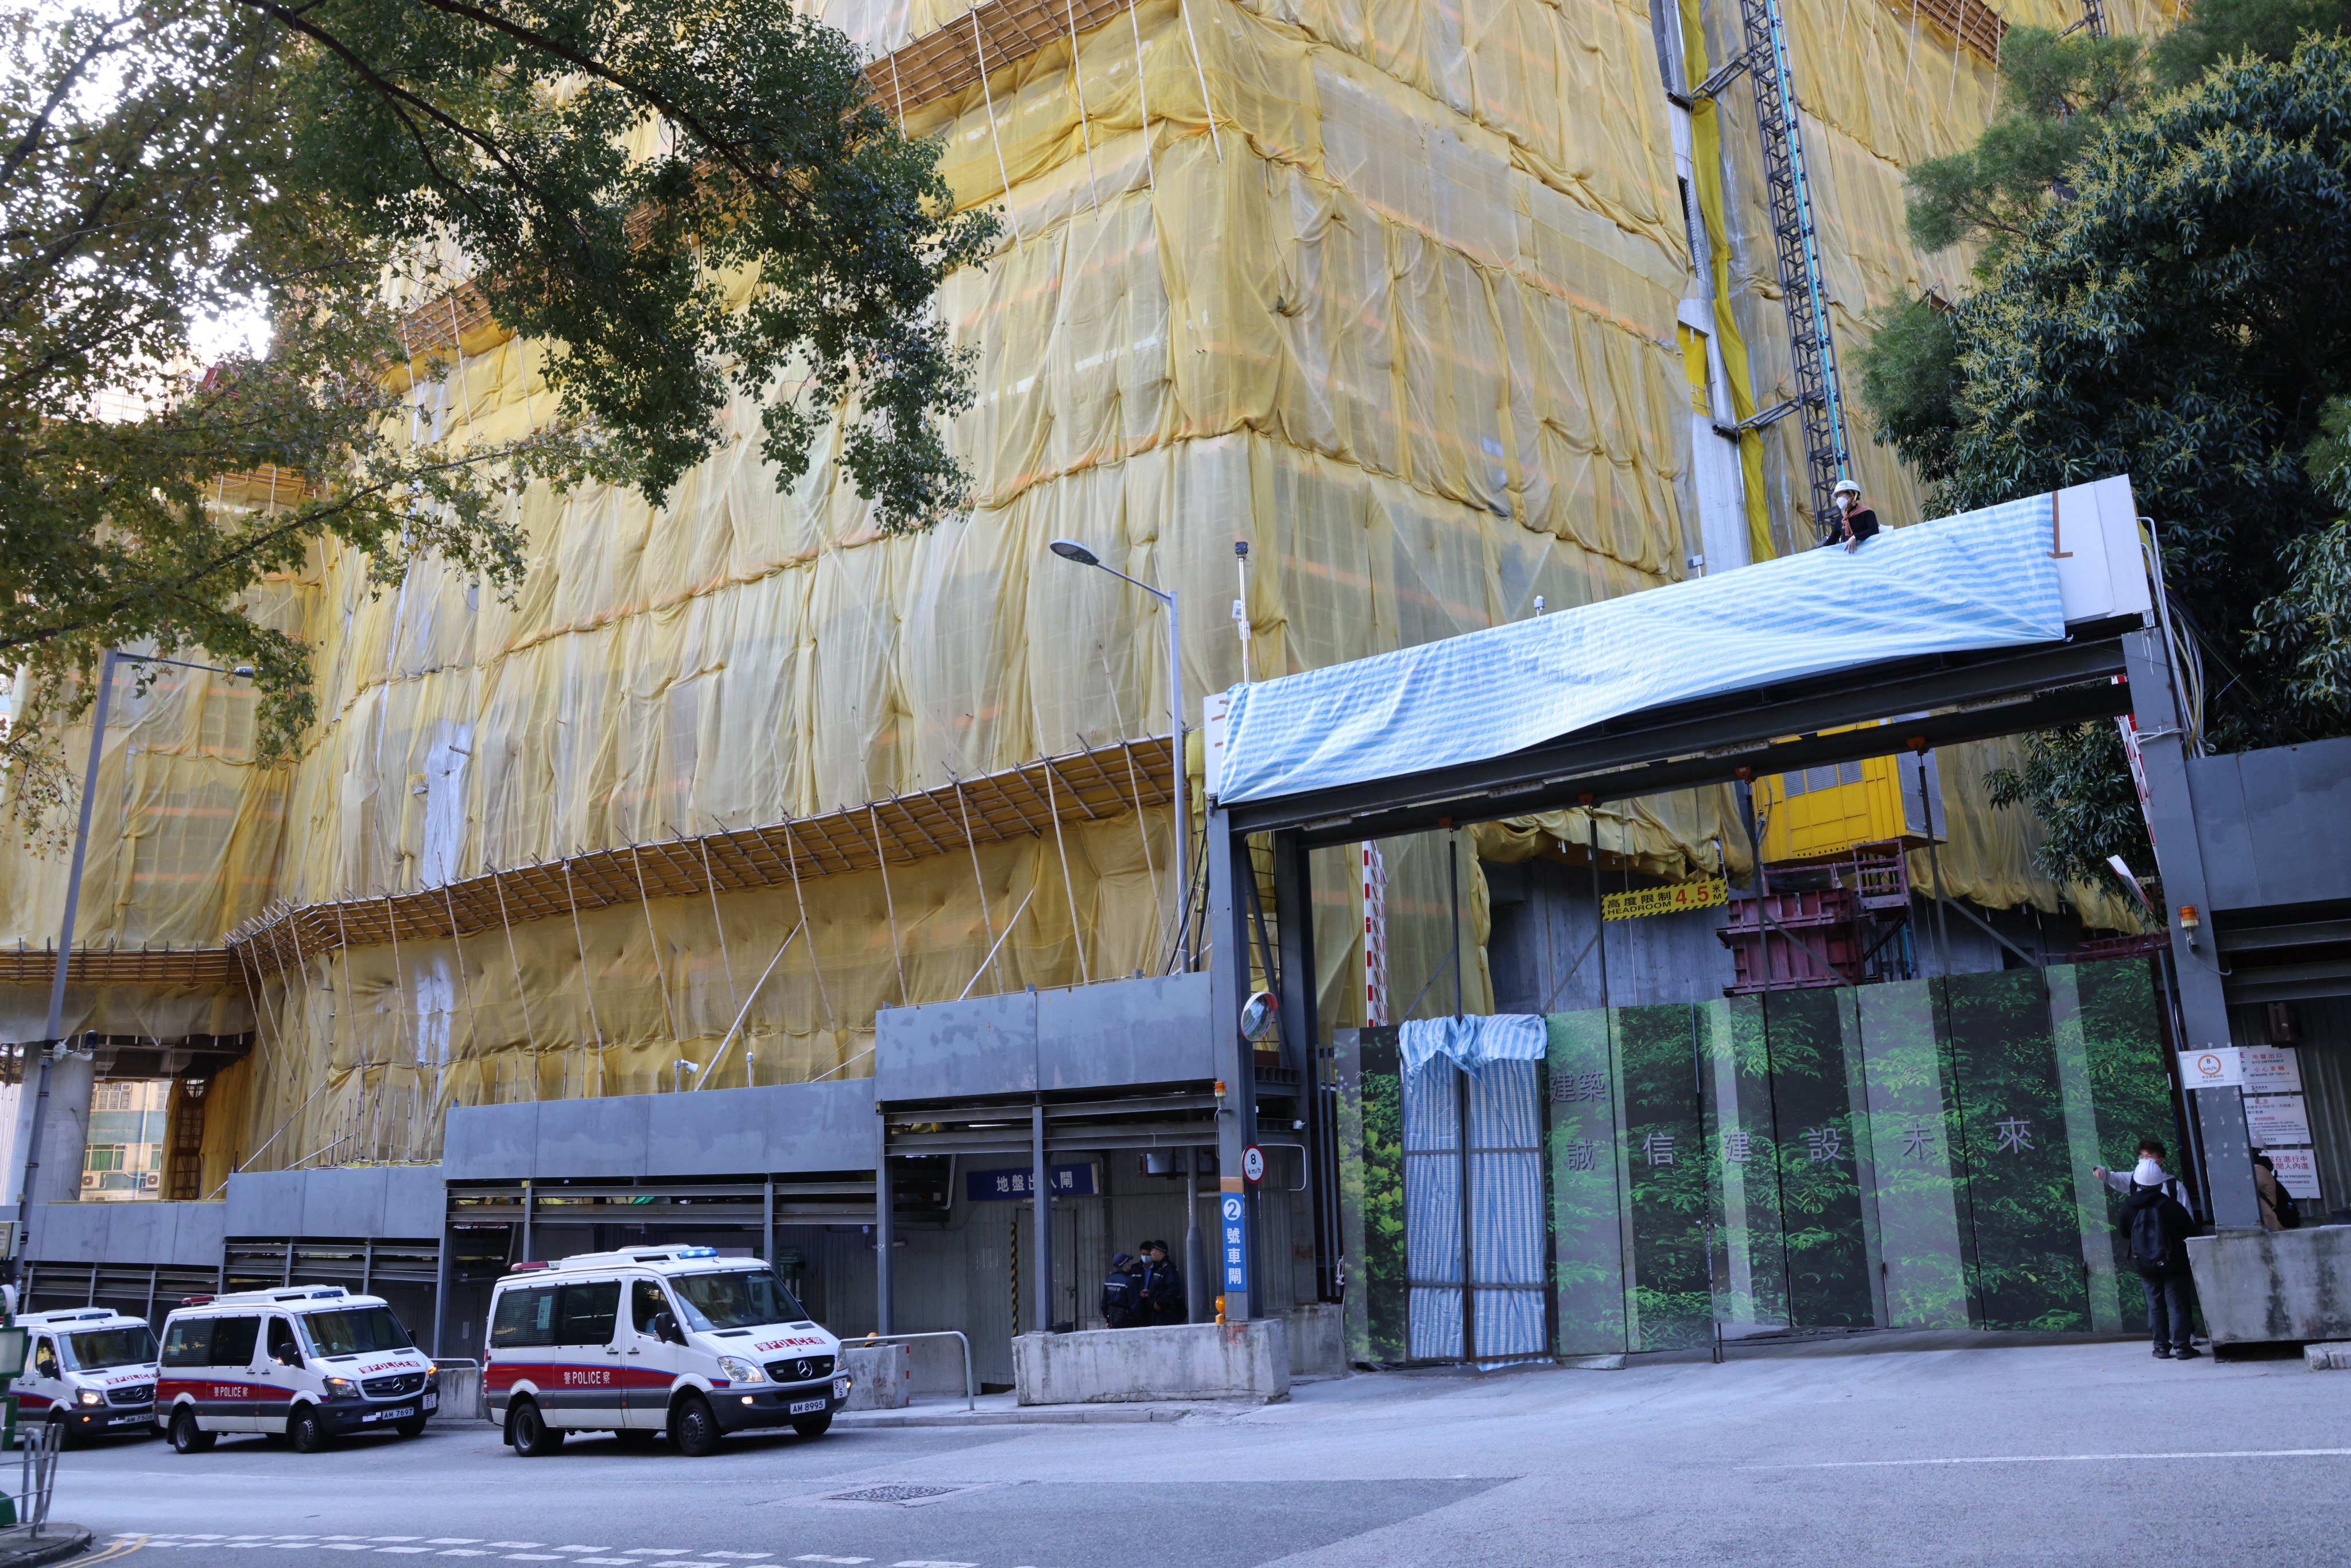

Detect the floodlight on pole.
[{"left": 1046, "top": 542, "right": 1193, "bottom": 970}]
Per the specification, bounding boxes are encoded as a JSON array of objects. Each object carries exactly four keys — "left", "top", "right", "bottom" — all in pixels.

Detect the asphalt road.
[{"left": 48, "top": 1341, "right": 2349, "bottom": 1568}]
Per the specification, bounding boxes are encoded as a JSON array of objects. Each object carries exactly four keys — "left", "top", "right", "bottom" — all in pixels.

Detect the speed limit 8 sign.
[{"left": 1242, "top": 1144, "right": 1266, "bottom": 1184}]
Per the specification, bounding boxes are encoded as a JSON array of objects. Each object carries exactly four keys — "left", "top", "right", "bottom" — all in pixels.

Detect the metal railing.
[
  {"left": 852, "top": 1331, "right": 976, "bottom": 1411},
  {"left": 14, "top": 1422, "right": 60, "bottom": 1535}
]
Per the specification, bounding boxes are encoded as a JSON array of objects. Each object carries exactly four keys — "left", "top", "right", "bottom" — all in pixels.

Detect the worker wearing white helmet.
[{"left": 1828, "top": 477, "right": 1878, "bottom": 553}]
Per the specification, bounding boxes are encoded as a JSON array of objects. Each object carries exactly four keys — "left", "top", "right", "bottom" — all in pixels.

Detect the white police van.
[
  {"left": 9, "top": 1309, "right": 160, "bottom": 1444},
  {"left": 156, "top": 1286, "right": 439, "bottom": 1453},
  {"left": 484, "top": 1246, "right": 849, "bottom": 1457}
]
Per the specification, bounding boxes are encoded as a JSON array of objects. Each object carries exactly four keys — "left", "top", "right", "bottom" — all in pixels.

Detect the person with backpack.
[
  {"left": 2093, "top": 1139, "right": 2203, "bottom": 1360},
  {"left": 1100, "top": 1252, "right": 1145, "bottom": 1328},
  {"left": 2252, "top": 1151, "right": 2300, "bottom": 1231}
]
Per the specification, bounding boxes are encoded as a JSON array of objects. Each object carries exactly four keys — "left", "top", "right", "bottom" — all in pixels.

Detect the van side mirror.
[
  {"left": 276, "top": 1350, "right": 302, "bottom": 1368},
  {"left": 650, "top": 1311, "right": 685, "bottom": 1346}
]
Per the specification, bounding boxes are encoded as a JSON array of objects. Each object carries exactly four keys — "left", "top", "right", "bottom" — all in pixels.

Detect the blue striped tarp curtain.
[{"left": 1402, "top": 1053, "right": 1547, "bottom": 1364}]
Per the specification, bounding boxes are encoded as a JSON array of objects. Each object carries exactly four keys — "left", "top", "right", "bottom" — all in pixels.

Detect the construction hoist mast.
[{"left": 1697, "top": 0, "right": 1853, "bottom": 542}]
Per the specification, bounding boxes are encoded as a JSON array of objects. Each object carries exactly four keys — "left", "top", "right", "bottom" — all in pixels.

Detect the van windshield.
[
  {"left": 68, "top": 1326, "right": 156, "bottom": 1370},
  {"left": 670, "top": 1269, "right": 805, "bottom": 1332},
  {"left": 301, "top": 1306, "right": 413, "bottom": 1357}
]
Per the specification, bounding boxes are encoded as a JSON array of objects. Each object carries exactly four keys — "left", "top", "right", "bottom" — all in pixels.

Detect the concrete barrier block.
[
  {"left": 1011, "top": 1319, "right": 1290, "bottom": 1406},
  {"left": 1285, "top": 1303, "right": 1347, "bottom": 1379},
  {"left": 2185, "top": 1227, "right": 2351, "bottom": 1346},
  {"left": 2306, "top": 1341, "right": 2351, "bottom": 1371},
  {"left": 841, "top": 1343, "right": 912, "bottom": 1410}
]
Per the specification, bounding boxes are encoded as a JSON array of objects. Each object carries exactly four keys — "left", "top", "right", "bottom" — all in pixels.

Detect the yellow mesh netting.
[{"left": 1, "top": 0, "right": 2154, "bottom": 1170}]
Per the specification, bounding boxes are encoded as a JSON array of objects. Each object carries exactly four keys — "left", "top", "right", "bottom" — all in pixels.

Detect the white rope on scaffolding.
[
  {"left": 1126, "top": 0, "right": 1156, "bottom": 189},
  {"left": 439, "top": 882, "right": 483, "bottom": 1113},
  {"left": 970, "top": 3, "right": 1025, "bottom": 250},
  {"left": 630, "top": 843, "right": 682, "bottom": 1042},
  {"left": 488, "top": 869, "right": 543, "bottom": 1102},
  {"left": 1093, "top": 640, "right": 1163, "bottom": 944},
  {"left": 1062, "top": 0, "right": 1101, "bottom": 210},
  {"left": 561, "top": 859, "right": 608, "bottom": 1096},
  {"left": 697, "top": 836, "right": 747, "bottom": 1033},
  {"left": 692, "top": 921, "right": 805, "bottom": 1090},
  {"left": 1173, "top": 0, "right": 1222, "bottom": 161},
  {"left": 1038, "top": 751, "right": 1093, "bottom": 985},
  {"left": 867, "top": 805, "right": 911, "bottom": 1004},
  {"left": 379, "top": 892, "right": 417, "bottom": 1159},
  {"left": 776, "top": 813, "right": 839, "bottom": 1033},
  {"left": 955, "top": 781, "right": 1007, "bottom": 994}
]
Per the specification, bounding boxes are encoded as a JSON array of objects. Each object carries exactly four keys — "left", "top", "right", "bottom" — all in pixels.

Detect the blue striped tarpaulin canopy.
[{"left": 1213, "top": 492, "right": 2066, "bottom": 806}]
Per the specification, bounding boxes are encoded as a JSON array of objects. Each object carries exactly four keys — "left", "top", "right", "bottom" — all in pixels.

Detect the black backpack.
[{"left": 2128, "top": 1185, "right": 2193, "bottom": 1276}]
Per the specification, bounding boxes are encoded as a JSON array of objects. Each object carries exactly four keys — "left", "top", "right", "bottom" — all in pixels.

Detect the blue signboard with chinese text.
[
  {"left": 1220, "top": 1193, "right": 1248, "bottom": 1293},
  {"left": 965, "top": 1164, "right": 1097, "bottom": 1202}
]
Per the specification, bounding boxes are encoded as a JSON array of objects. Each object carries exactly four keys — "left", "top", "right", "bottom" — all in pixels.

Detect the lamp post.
[
  {"left": 14, "top": 653, "right": 253, "bottom": 1268},
  {"left": 1047, "top": 541, "right": 1192, "bottom": 971}
]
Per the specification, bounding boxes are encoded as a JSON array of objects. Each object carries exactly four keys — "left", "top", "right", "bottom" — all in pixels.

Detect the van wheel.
[
  {"left": 508, "top": 1400, "right": 564, "bottom": 1457},
  {"left": 669, "top": 1394, "right": 720, "bottom": 1458},
  {"left": 791, "top": 1414, "right": 832, "bottom": 1439},
  {"left": 289, "top": 1407, "right": 327, "bottom": 1454},
  {"left": 170, "top": 1410, "right": 216, "bottom": 1455},
  {"left": 394, "top": 1416, "right": 428, "bottom": 1439}
]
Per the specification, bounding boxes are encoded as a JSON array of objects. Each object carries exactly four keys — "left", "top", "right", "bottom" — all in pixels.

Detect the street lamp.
[
  {"left": 1047, "top": 541, "right": 1192, "bottom": 971},
  {"left": 15, "top": 652, "right": 254, "bottom": 1260}
]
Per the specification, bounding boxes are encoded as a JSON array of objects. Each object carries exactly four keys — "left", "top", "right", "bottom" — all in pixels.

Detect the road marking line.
[
  {"left": 371, "top": 1540, "right": 426, "bottom": 1544},
  {"left": 570, "top": 1558, "right": 634, "bottom": 1563},
  {"left": 320, "top": 1547, "right": 377, "bottom": 1553},
  {"left": 893, "top": 1561, "right": 979, "bottom": 1566},
  {"left": 427, "top": 1543, "right": 483, "bottom": 1548},
  {"left": 1749, "top": 1447, "right": 2351, "bottom": 1469},
  {"left": 439, "top": 1554, "right": 492, "bottom": 1558},
  {"left": 791, "top": 1558, "right": 872, "bottom": 1565},
  {"left": 486, "top": 1548, "right": 544, "bottom": 1553},
  {"left": 378, "top": 1550, "right": 435, "bottom": 1554},
  {"left": 620, "top": 1554, "right": 687, "bottom": 1558},
  {"left": 703, "top": 1555, "right": 772, "bottom": 1561}
]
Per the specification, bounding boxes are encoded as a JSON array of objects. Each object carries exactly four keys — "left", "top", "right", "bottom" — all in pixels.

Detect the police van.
[
  {"left": 484, "top": 1246, "right": 849, "bottom": 1457},
  {"left": 9, "top": 1309, "right": 160, "bottom": 1444},
  {"left": 156, "top": 1286, "right": 439, "bottom": 1453}
]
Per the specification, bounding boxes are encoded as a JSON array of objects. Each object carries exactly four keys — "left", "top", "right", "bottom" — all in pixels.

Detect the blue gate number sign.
[{"left": 1220, "top": 1193, "right": 1248, "bottom": 1294}]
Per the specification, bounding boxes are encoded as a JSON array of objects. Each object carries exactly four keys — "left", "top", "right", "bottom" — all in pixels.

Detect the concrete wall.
[
  {"left": 224, "top": 1165, "right": 446, "bottom": 1239},
  {"left": 1012, "top": 1319, "right": 1290, "bottom": 1404},
  {"left": 442, "top": 1078, "right": 877, "bottom": 1179},
  {"left": 2187, "top": 1226, "right": 2351, "bottom": 1345},
  {"left": 27, "top": 1197, "right": 224, "bottom": 1266},
  {"left": 874, "top": 972, "right": 1213, "bottom": 1104},
  {"left": 2190, "top": 738, "right": 2351, "bottom": 914},
  {"left": 840, "top": 1342, "right": 911, "bottom": 1410}
]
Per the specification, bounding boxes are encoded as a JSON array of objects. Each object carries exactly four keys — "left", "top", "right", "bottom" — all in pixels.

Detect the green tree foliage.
[
  {"left": 2151, "top": 0, "right": 2351, "bottom": 83},
  {"left": 1900, "top": 27, "right": 2148, "bottom": 265},
  {"left": 2248, "top": 397, "right": 2351, "bottom": 717},
  {"left": 1857, "top": 32, "right": 2351, "bottom": 902},
  {"left": 1985, "top": 724, "right": 2150, "bottom": 889},
  {"left": 1, "top": 0, "right": 989, "bottom": 821}
]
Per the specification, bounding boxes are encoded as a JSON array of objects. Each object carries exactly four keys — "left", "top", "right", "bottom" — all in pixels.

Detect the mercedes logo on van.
[{"left": 791, "top": 1359, "right": 817, "bottom": 1380}]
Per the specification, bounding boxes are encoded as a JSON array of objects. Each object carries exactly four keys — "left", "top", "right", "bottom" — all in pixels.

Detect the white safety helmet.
[{"left": 1831, "top": 478, "right": 1862, "bottom": 500}]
